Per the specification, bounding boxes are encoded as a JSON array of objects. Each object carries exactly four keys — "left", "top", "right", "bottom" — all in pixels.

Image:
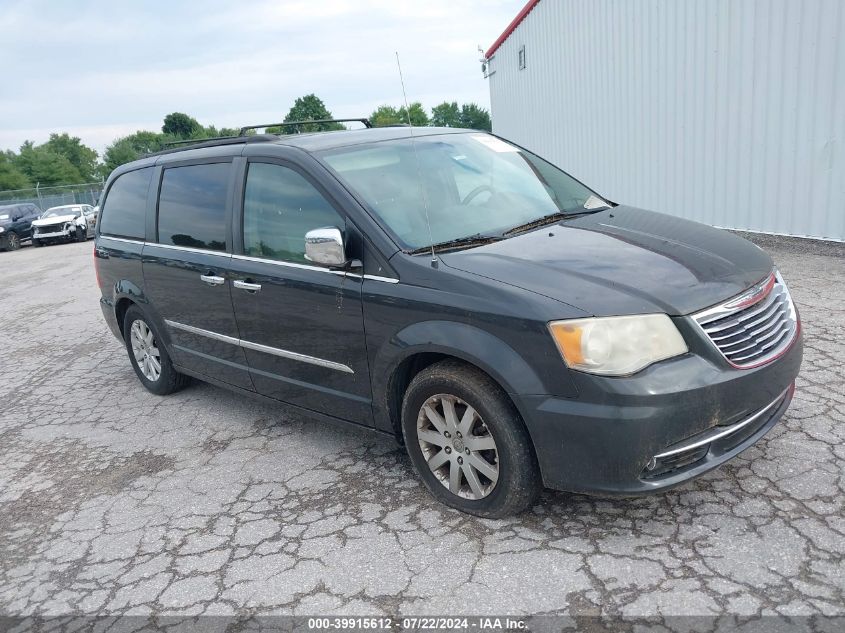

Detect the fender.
[
  {"left": 109, "top": 281, "right": 174, "bottom": 350},
  {"left": 370, "top": 319, "right": 579, "bottom": 434}
]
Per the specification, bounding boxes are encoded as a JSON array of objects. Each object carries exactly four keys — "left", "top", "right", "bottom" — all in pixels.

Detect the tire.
[
  {"left": 4, "top": 231, "right": 20, "bottom": 251},
  {"left": 123, "top": 305, "right": 190, "bottom": 395},
  {"left": 401, "top": 359, "right": 542, "bottom": 517},
  {"left": 32, "top": 238, "right": 41, "bottom": 248},
  {"left": 76, "top": 226, "right": 86, "bottom": 242}
]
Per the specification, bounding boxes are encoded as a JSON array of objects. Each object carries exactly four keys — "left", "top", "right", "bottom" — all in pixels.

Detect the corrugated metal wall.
[{"left": 488, "top": 0, "right": 845, "bottom": 241}]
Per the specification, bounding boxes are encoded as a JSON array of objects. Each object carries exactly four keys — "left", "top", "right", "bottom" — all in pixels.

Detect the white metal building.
[{"left": 485, "top": 0, "right": 844, "bottom": 241}]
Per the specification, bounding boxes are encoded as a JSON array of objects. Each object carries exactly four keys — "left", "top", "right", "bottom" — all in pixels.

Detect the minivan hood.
[
  {"left": 33, "top": 215, "right": 76, "bottom": 226},
  {"left": 440, "top": 206, "right": 773, "bottom": 316}
]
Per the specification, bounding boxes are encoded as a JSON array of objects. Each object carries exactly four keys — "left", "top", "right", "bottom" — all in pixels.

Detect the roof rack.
[
  {"left": 238, "top": 118, "right": 372, "bottom": 135},
  {"left": 162, "top": 135, "right": 241, "bottom": 148},
  {"left": 147, "top": 118, "right": 373, "bottom": 157},
  {"left": 149, "top": 134, "right": 279, "bottom": 156}
]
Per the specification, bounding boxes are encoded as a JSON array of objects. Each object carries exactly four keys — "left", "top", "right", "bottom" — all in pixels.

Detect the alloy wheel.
[
  {"left": 7, "top": 232, "right": 20, "bottom": 250},
  {"left": 129, "top": 319, "right": 162, "bottom": 382},
  {"left": 417, "top": 394, "right": 499, "bottom": 499}
]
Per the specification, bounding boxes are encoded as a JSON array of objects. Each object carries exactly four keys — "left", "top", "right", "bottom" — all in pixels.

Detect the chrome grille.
[{"left": 693, "top": 271, "right": 798, "bottom": 369}]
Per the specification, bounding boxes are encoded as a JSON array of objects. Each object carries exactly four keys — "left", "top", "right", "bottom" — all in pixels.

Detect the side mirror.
[{"left": 304, "top": 226, "right": 347, "bottom": 268}]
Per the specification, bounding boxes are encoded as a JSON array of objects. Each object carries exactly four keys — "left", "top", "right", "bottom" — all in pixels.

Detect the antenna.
[{"left": 395, "top": 51, "right": 437, "bottom": 267}]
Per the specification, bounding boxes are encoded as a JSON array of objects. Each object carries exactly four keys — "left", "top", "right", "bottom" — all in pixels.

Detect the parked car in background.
[
  {"left": 89, "top": 206, "right": 100, "bottom": 229},
  {"left": 0, "top": 203, "right": 41, "bottom": 251},
  {"left": 32, "top": 205, "right": 95, "bottom": 246},
  {"left": 94, "top": 125, "right": 802, "bottom": 517}
]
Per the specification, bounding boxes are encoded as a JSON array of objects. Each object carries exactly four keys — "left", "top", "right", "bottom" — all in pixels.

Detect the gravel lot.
[{"left": 0, "top": 236, "right": 843, "bottom": 621}]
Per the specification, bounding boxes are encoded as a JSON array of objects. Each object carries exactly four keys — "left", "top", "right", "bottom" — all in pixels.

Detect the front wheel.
[
  {"left": 123, "top": 305, "right": 189, "bottom": 395},
  {"left": 4, "top": 231, "right": 20, "bottom": 251},
  {"left": 401, "top": 360, "right": 542, "bottom": 517},
  {"left": 76, "top": 226, "right": 86, "bottom": 242},
  {"left": 32, "top": 238, "right": 42, "bottom": 248}
]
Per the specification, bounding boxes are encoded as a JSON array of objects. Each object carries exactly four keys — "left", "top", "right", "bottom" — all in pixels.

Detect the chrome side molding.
[
  {"left": 164, "top": 320, "right": 354, "bottom": 374},
  {"left": 653, "top": 386, "right": 790, "bottom": 459}
]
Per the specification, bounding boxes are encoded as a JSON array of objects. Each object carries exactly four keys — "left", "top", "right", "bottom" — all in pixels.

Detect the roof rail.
[
  {"left": 162, "top": 136, "right": 241, "bottom": 148},
  {"left": 238, "top": 118, "right": 372, "bottom": 135},
  {"left": 146, "top": 134, "right": 279, "bottom": 157}
]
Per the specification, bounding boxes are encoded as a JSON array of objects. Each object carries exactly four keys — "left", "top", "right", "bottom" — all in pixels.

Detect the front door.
[
  {"left": 227, "top": 160, "right": 372, "bottom": 424},
  {"left": 142, "top": 161, "right": 253, "bottom": 391}
]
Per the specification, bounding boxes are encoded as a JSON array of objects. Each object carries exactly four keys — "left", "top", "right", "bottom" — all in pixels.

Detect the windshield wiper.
[
  {"left": 409, "top": 233, "right": 503, "bottom": 255},
  {"left": 503, "top": 207, "right": 608, "bottom": 236}
]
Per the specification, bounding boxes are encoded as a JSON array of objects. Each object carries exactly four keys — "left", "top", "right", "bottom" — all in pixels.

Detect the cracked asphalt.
[{"left": 0, "top": 235, "right": 843, "bottom": 620}]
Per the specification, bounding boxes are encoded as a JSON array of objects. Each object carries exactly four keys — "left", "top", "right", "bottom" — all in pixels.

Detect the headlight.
[{"left": 548, "top": 314, "right": 688, "bottom": 376}]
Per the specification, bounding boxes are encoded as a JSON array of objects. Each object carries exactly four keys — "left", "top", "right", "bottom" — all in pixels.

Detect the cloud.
[{"left": 0, "top": 0, "right": 523, "bottom": 153}]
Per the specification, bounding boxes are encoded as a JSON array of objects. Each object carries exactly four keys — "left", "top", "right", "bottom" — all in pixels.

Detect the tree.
[
  {"left": 370, "top": 105, "right": 402, "bottom": 127},
  {"left": 431, "top": 101, "right": 461, "bottom": 127},
  {"left": 268, "top": 94, "right": 345, "bottom": 134},
  {"left": 0, "top": 151, "right": 30, "bottom": 190},
  {"left": 398, "top": 102, "right": 430, "bottom": 127},
  {"left": 42, "top": 133, "right": 99, "bottom": 181},
  {"left": 14, "top": 141, "right": 83, "bottom": 186},
  {"left": 162, "top": 112, "right": 201, "bottom": 138},
  {"left": 101, "top": 130, "right": 178, "bottom": 175},
  {"left": 101, "top": 138, "right": 142, "bottom": 175},
  {"left": 459, "top": 103, "right": 492, "bottom": 131}
]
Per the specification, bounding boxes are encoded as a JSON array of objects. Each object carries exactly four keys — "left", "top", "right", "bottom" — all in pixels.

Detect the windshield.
[
  {"left": 44, "top": 207, "right": 79, "bottom": 218},
  {"left": 320, "top": 133, "right": 599, "bottom": 250}
]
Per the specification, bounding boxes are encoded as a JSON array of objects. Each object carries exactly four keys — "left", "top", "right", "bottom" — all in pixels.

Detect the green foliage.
[
  {"left": 101, "top": 130, "right": 181, "bottom": 176},
  {"left": 430, "top": 102, "right": 491, "bottom": 130},
  {"left": 371, "top": 102, "right": 429, "bottom": 127},
  {"left": 370, "top": 105, "right": 402, "bottom": 127},
  {"left": 162, "top": 112, "right": 201, "bottom": 138},
  {"left": 42, "top": 133, "right": 100, "bottom": 181},
  {"left": 15, "top": 141, "right": 83, "bottom": 187},
  {"left": 431, "top": 101, "right": 461, "bottom": 127},
  {"left": 267, "top": 94, "right": 346, "bottom": 134},
  {"left": 0, "top": 134, "right": 100, "bottom": 191},
  {"left": 459, "top": 103, "right": 492, "bottom": 131},
  {"left": 0, "top": 151, "right": 30, "bottom": 190},
  {"left": 398, "top": 102, "right": 430, "bottom": 127}
]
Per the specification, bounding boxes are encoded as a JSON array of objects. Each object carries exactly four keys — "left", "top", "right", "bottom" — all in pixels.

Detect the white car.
[{"left": 31, "top": 205, "right": 96, "bottom": 247}]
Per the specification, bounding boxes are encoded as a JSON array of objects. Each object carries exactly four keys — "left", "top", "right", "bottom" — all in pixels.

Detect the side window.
[
  {"left": 157, "top": 163, "right": 230, "bottom": 251},
  {"left": 99, "top": 167, "right": 153, "bottom": 239},
  {"left": 243, "top": 162, "right": 344, "bottom": 264}
]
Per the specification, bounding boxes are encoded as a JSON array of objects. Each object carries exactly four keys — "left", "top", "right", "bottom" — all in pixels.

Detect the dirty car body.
[{"left": 94, "top": 127, "right": 802, "bottom": 515}]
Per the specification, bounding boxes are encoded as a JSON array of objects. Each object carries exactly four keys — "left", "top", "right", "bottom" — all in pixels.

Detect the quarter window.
[
  {"left": 243, "top": 163, "right": 344, "bottom": 264},
  {"left": 157, "top": 163, "right": 230, "bottom": 251},
  {"left": 98, "top": 167, "right": 153, "bottom": 239}
]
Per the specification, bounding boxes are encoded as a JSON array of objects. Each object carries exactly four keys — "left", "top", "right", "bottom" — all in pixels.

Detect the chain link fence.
[{"left": 0, "top": 182, "right": 104, "bottom": 212}]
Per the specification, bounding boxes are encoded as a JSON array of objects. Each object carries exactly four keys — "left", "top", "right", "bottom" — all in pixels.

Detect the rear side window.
[
  {"left": 157, "top": 163, "right": 229, "bottom": 251},
  {"left": 243, "top": 162, "right": 344, "bottom": 264},
  {"left": 99, "top": 167, "right": 153, "bottom": 239}
]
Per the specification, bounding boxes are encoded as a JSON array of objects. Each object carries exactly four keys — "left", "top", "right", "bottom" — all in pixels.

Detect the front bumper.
[
  {"left": 516, "top": 323, "right": 802, "bottom": 495},
  {"left": 33, "top": 229, "right": 74, "bottom": 240}
]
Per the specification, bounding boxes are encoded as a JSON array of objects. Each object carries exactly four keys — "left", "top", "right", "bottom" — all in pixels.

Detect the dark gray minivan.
[{"left": 94, "top": 124, "right": 802, "bottom": 516}]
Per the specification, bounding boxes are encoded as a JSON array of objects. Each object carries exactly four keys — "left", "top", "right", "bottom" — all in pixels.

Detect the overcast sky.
[{"left": 0, "top": 0, "right": 523, "bottom": 155}]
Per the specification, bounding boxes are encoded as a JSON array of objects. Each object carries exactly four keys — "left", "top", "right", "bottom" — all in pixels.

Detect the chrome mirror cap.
[{"left": 304, "top": 226, "right": 347, "bottom": 268}]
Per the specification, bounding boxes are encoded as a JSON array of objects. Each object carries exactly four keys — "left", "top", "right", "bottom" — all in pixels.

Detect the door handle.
[
  {"left": 200, "top": 274, "right": 226, "bottom": 286},
  {"left": 233, "top": 279, "right": 262, "bottom": 292}
]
